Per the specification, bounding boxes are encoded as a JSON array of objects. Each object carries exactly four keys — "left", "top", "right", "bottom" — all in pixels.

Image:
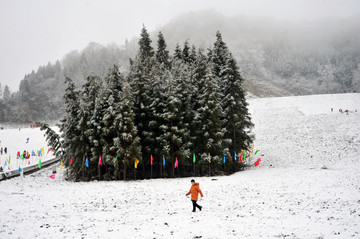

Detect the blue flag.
[
  {"left": 223, "top": 154, "right": 226, "bottom": 163},
  {"left": 234, "top": 152, "right": 237, "bottom": 161},
  {"left": 163, "top": 156, "right": 165, "bottom": 166},
  {"left": 4, "top": 161, "right": 7, "bottom": 167},
  {"left": 85, "top": 157, "right": 89, "bottom": 168},
  {"left": 18, "top": 166, "right": 21, "bottom": 173}
]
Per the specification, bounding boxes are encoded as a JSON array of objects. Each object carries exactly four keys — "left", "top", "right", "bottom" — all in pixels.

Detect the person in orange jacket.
[{"left": 186, "top": 179, "right": 203, "bottom": 212}]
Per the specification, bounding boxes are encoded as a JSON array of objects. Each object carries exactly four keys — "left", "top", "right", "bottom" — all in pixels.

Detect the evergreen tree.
[
  {"left": 60, "top": 77, "right": 82, "bottom": 179},
  {"left": 182, "top": 41, "right": 191, "bottom": 64},
  {"left": 191, "top": 49, "right": 210, "bottom": 154},
  {"left": 174, "top": 44, "right": 182, "bottom": 61},
  {"left": 114, "top": 83, "right": 141, "bottom": 180},
  {"left": 197, "top": 67, "right": 224, "bottom": 163},
  {"left": 80, "top": 74, "right": 103, "bottom": 179},
  {"left": 155, "top": 31, "right": 170, "bottom": 68},
  {"left": 210, "top": 31, "right": 254, "bottom": 153},
  {"left": 130, "top": 26, "right": 155, "bottom": 165}
]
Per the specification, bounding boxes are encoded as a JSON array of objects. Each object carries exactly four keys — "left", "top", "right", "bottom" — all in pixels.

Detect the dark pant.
[{"left": 192, "top": 200, "right": 201, "bottom": 212}]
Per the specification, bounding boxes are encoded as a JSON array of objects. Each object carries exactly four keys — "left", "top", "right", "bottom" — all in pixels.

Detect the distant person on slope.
[{"left": 186, "top": 179, "right": 203, "bottom": 212}]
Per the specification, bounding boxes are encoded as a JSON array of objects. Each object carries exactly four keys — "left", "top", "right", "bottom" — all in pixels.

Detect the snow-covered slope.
[
  {"left": 0, "top": 93, "right": 359, "bottom": 239},
  {"left": 0, "top": 127, "right": 56, "bottom": 171}
]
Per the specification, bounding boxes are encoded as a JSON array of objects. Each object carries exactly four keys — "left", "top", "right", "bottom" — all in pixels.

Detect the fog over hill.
[{"left": 1, "top": 10, "right": 359, "bottom": 123}]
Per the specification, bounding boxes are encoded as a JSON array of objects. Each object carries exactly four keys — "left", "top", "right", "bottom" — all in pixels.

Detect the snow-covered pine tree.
[
  {"left": 174, "top": 44, "right": 182, "bottom": 61},
  {"left": 60, "top": 77, "right": 81, "bottom": 178},
  {"left": 98, "top": 65, "right": 124, "bottom": 179},
  {"left": 222, "top": 52, "right": 254, "bottom": 151},
  {"left": 182, "top": 41, "right": 191, "bottom": 64},
  {"left": 80, "top": 74, "right": 103, "bottom": 179},
  {"left": 209, "top": 31, "right": 254, "bottom": 154},
  {"left": 149, "top": 33, "right": 172, "bottom": 176},
  {"left": 156, "top": 58, "right": 191, "bottom": 177},
  {"left": 197, "top": 66, "right": 225, "bottom": 172},
  {"left": 130, "top": 26, "right": 155, "bottom": 168},
  {"left": 155, "top": 31, "right": 170, "bottom": 69},
  {"left": 113, "top": 83, "right": 141, "bottom": 181}
]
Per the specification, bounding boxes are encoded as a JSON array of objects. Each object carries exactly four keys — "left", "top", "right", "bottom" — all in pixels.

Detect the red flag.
[
  {"left": 150, "top": 155, "right": 154, "bottom": 165},
  {"left": 254, "top": 161, "right": 260, "bottom": 167},
  {"left": 240, "top": 154, "right": 243, "bottom": 162},
  {"left": 99, "top": 155, "right": 103, "bottom": 166},
  {"left": 69, "top": 158, "right": 73, "bottom": 163},
  {"left": 50, "top": 174, "right": 55, "bottom": 179},
  {"left": 261, "top": 154, "right": 264, "bottom": 157},
  {"left": 174, "top": 158, "right": 179, "bottom": 168}
]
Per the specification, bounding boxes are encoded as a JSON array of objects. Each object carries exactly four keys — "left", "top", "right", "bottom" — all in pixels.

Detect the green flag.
[
  {"left": 21, "top": 154, "right": 24, "bottom": 161},
  {"left": 193, "top": 153, "right": 196, "bottom": 163},
  {"left": 38, "top": 159, "right": 42, "bottom": 169}
]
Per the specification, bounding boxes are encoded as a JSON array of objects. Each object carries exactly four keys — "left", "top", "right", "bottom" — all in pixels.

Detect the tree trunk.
[
  {"left": 123, "top": 161, "right": 127, "bottom": 181},
  {"left": 98, "top": 164, "right": 101, "bottom": 181},
  {"left": 82, "top": 155, "right": 85, "bottom": 180},
  {"left": 160, "top": 163, "right": 163, "bottom": 178}
]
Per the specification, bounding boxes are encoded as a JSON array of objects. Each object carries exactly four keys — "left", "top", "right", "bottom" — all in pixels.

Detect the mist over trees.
[{"left": 0, "top": 10, "right": 359, "bottom": 124}]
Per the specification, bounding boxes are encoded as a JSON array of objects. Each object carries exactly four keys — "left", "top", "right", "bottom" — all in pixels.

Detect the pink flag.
[
  {"left": 50, "top": 174, "right": 55, "bottom": 179},
  {"left": 174, "top": 158, "right": 179, "bottom": 168},
  {"left": 47, "top": 148, "right": 51, "bottom": 154},
  {"left": 38, "top": 151, "right": 40, "bottom": 157},
  {"left": 99, "top": 155, "right": 103, "bottom": 166}
]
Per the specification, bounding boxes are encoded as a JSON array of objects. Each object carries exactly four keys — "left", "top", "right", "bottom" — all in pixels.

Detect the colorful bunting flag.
[
  {"left": 208, "top": 153, "right": 211, "bottom": 163},
  {"left": 60, "top": 161, "right": 63, "bottom": 170},
  {"left": 254, "top": 161, "right": 259, "bottom": 167},
  {"left": 18, "top": 166, "right": 21, "bottom": 173},
  {"left": 4, "top": 160, "right": 7, "bottom": 167},
  {"left": 85, "top": 157, "right": 89, "bottom": 168},
  {"left": 41, "top": 148, "right": 45, "bottom": 156},
  {"left": 99, "top": 155, "right": 102, "bottom": 166},
  {"left": 47, "top": 148, "right": 51, "bottom": 154},
  {"left": 193, "top": 153, "right": 196, "bottom": 164},
  {"left": 50, "top": 174, "right": 55, "bottom": 179},
  {"left": 150, "top": 155, "right": 154, "bottom": 165},
  {"left": 69, "top": 158, "right": 73, "bottom": 163},
  {"left": 223, "top": 154, "right": 225, "bottom": 163},
  {"left": 163, "top": 156, "right": 165, "bottom": 166},
  {"left": 38, "top": 159, "right": 42, "bottom": 169},
  {"left": 234, "top": 152, "right": 237, "bottom": 161},
  {"left": 240, "top": 154, "right": 243, "bottom": 162},
  {"left": 174, "top": 158, "right": 179, "bottom": 168},
  {"left": 21, "top": 154, "right": 24, "bottom": 161},
  {"left": 254, "top": 150, "right": 259, "bottom": 155},
  {"left": 135, "top": 159, "right": 139, "bottom": 169}
]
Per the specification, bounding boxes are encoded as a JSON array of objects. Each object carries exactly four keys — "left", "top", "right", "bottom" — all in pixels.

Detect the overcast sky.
[{"left": 1, "top": 0, "right": 359, "bottom": 92}]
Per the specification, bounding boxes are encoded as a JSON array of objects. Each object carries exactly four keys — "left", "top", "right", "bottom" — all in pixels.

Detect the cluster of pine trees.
[{"left": 57, "top": 26, "right": 254, "bottom": 181}]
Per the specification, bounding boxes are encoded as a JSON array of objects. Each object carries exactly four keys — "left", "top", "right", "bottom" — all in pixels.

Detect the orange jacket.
[{"left": 186, "top": 183, "right": 203, "bottom": 201}]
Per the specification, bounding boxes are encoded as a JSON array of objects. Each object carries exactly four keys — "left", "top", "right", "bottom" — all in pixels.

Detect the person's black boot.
[{"left": 199, "top": 206, "right": 202, "bottom": 211}]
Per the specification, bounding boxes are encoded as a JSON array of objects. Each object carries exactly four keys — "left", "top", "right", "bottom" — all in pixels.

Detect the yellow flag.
[
  {"left": 252, "top": 144, "right": 254, "bottom": 149},
  {"left": 134, "top": 159, "right": 139, "bottom": 169},
  {"left": 249, "top": 151, "right": 251, "bottom": 158},
  {"left": 60, "top": 161, "right": 63, "bottom": 170},
  {"left": 208, "top": 153, "right": 211, "bottom": 163}
]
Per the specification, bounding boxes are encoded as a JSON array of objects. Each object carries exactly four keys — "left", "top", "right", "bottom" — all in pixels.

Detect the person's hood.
[{"left": 193, "top": 183, "right": 199, "bottom": 187}]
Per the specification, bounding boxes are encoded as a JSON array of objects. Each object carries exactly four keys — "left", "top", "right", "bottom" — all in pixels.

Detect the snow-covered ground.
[
  {"left": 0, "top": 93, "right": 359, "bottom": 239},
  {"left": 0, "top": 127, "right": 56, "bottom": 172}
]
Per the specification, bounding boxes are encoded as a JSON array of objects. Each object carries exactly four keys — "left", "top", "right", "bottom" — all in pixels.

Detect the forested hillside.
[{"left": 1, "top": 10, "right": 359, "bottom": 123}]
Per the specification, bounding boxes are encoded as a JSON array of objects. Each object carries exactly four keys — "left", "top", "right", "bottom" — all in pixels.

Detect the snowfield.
[{"left": 1, "top": 93, "right": 360, "bottom": 239}]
